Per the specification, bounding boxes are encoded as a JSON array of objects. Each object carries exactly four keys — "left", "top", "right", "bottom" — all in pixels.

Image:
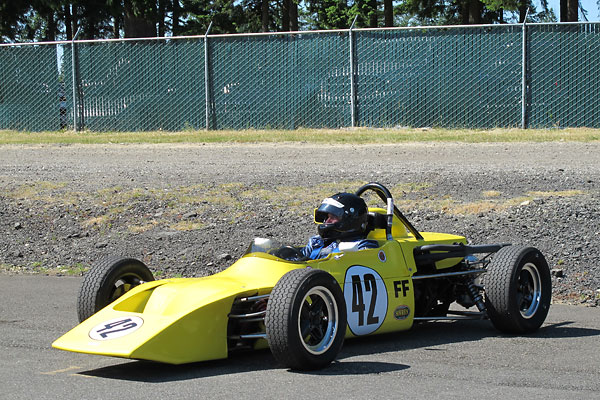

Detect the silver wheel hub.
[
  {"left": 518, "top": 263, "right": 542, "bottom": 318},
  {"left": 298, "top": 286, "right": 339, "bottom": 355}
]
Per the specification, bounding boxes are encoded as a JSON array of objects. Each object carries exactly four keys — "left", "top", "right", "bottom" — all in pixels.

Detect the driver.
[{"left": 300, "top": 192, "right": 378, "bottom": 260}]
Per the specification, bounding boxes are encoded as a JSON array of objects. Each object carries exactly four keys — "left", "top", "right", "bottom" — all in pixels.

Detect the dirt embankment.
[{"left": 1, "top": 142, "right": 598, "bottom": 305}]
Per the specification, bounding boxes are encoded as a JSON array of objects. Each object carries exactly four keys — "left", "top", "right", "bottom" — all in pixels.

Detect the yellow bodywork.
[
  {"left": 53, "top": 209, "right": 466, "bottom": 364},
  {"left": 53, "top": 257, "right": 299, "bottom": 364}
]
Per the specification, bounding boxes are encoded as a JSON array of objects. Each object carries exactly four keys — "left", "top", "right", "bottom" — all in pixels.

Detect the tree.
[
  {"left": 1, "top": 0, "right": 65, "bottom": 42},
  {"left": 179, "top": 0, "right": 253, "bottom": 34},
  {"left": 349, "top": 0, "right": 379, "bottom": 27},
  {"left": 307, "top": 0, "right": 351, "bottom": 29},
  {"left": 478, "top": 0, "right": 550, "bottom": 23},
  {"left": 123, "top": 0, "right": 157, "bottom": 38}
]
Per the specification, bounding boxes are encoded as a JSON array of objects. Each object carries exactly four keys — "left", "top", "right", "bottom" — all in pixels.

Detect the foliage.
[{"left": 0, "top": 0, "right": 581, "bottom": 43}]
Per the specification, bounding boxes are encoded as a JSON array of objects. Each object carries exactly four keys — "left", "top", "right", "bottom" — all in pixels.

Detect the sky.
[{"left": 541, "top": 0, "right": 600, "bottom": 21}]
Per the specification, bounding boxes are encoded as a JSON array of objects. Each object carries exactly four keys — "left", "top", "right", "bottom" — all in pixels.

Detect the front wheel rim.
[
  {"left": 109, "top": 274, "right": 144, "bottom": 302},
  {"left": 298, "top": 286, "right": 339, "bottom": 355},
  {"left": 518, "top": 263, "right": 542, "bottom": 318}
]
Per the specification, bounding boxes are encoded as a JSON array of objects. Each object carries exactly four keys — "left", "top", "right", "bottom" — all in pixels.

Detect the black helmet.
[{"left": 315, "top": 192, "right": 368, "bottom": 240}]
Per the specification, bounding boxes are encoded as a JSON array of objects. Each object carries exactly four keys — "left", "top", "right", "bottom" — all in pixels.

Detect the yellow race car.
[{"left": 53, "top": 182, "right": 552, "bottom": 370}]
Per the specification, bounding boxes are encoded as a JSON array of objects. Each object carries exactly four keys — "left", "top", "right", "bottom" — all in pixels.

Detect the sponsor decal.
[
  {"left": 344, "top": 265, "right": 388, "bottom": 336},
  {"left": 89, "top": 316, "right": 143, "bottom": 341},
  {"left": 378, "top": 250, "right": 387, "bottom": 262},
  {"left": 394, "top": 305, "right": 411, "bottom": 320}
]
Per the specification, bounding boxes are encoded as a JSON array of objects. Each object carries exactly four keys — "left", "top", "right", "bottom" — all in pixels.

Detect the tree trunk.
[
  {"left": 113, "top": 16, "right": 120, "bottom": 39},
  {"left": 460, "top": 0, "right": 470, "bottom": 24},
  {"left": 123, "top": 0, "right": 156, "bottom": 38},
  {"left": 282, "top": 0, "right": 290, "bottom": 31},
  {"left": 64, "top": 5, "right": 72, "bottom": 40},
  {"left": 469, "top": 0, "right": 482, "bottom": 24},
  {"left": 158, "top": 0, "right": 166, "bottom": 37},
  {"left": 262, "top": 0, "right": 269, "bottom": 32},
  {"left": 567, "top": 0, "right": 578, "bottom": 21},
  {"left": 172, "top": 0, "right": 180, "bottom": 36},
  {"left": 71, "top": 4, "right": 79, "bottom": 38},
  {"left": 384, "top": 0, "right": 393, "bottom": 27},
  {"left": 369, "top": 0, "right": 378, "bottom": 27},
  {"left": 560, "top": 0, "right": 568, "bottom": 21},
  {"left": 519, "top": 4, "right": 527, "bottom": 22},
  {"left": 290, "top": 0, "right": 299, "bottom": 31},
  {"left": 44, "top": 10, "right": 56, "bottom": 41}
]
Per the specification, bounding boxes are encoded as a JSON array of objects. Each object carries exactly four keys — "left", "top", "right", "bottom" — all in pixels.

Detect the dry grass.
[
  {"left": 528, "top": 189, "right": 585, "bottom": 197},
  {"left": 482, "top": 190, "right": 502, "bottom": 198},
  {"left": 394, "top": 188, "right": 588, "bottom": 216},
  {"left": 1, "top": 127, "right": 599, "bottom": 145},
  {"left": 6, "top": 181, "right": 67, "bottom": 200}
]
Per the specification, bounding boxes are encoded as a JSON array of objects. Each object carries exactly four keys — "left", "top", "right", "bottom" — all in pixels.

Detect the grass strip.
[{"left": 1, "top": 127, "right": 599, "bottom": 145}]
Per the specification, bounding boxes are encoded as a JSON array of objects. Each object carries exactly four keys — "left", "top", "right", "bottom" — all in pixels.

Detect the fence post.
[
  {"left": 521, "top": 11, "right": 529, "bottom": 129},
  {"left": 204, "top": 21, "right": 213, "bottom": 130},
  {"left": 71, "top": 28, "right": 82, "bottom": 132},
  {"left": 349, "top": 16, "right": 358, "bottom": 128}
]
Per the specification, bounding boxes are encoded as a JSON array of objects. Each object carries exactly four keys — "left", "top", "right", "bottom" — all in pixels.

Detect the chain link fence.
[{"left": 1, "top": 22, "right": 599, "bottom": 132}]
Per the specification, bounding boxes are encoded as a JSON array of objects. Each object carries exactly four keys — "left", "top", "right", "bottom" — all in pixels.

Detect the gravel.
[{"left": 1, "top": 142, "right": 599, "bottom": 306}]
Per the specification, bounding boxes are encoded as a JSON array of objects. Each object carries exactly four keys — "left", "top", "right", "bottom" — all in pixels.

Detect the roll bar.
[{"left": 355, "top": 182, "right": 424, "bottom": 241}]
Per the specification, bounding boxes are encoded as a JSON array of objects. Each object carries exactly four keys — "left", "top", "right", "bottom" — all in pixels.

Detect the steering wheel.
[{"left": 269, "top": 246, "right": 308, "bottom": 261}]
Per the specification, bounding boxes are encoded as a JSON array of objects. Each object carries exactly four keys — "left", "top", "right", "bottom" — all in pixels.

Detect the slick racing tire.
[
  {"left": 77, "top": 256, "right": 154, "bottom": 322},
  {"left": 265, "top": 268, "right": 347, "bottom": 370},
  {"left": 484, "top": 246, "right": 551, "bottom": 334}
]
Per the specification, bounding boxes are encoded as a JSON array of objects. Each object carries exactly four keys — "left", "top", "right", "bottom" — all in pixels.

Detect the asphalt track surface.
[{"left": 1, "top": 274, "right": 599, "bottom": 400}]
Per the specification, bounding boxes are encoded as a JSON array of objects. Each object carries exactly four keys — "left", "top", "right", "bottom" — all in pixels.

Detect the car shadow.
[
  {"left": 338, "top": 318, "right": 600, "bottom": 359},
  {"left": 77, "top": 318, "right": 599, "bottom": 382},
  {"left": 78, "top": 352, "right": 278, "bottom": 382}
]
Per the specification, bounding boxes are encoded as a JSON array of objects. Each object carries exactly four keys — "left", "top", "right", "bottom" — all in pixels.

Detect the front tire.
[
  {"left": 485, "top": 246, "right": 551, "bottom": 333},
  {"left": 77, "top": 256, "right": 154, "bottom": 322},
  {"left": 265, "top": 268, "right": 347, "bottom": 370}
]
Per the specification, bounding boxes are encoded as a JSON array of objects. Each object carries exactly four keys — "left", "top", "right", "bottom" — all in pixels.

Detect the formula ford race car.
[{"left": 53, "top": 182, "right": 552, "bottom": 370}]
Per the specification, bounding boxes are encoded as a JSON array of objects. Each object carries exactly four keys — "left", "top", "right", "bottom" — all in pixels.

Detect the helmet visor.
[{"left": 314, "top": 197, "right": 345, "bottom": 223}]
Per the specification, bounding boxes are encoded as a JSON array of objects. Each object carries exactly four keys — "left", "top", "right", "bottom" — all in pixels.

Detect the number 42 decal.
[
  {"left": 89, "top": 316, "right": 144, "bottom": 341},
  {"left": 344, "top": 266, "right": 387, "bottom": 336}
]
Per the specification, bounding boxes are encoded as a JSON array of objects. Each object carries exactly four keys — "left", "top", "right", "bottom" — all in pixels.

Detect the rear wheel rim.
[
  {"left": 518, "top": 263, "right": 542, "bottom": 319},
  {"left": 298, "top": 286, "right": 339, "bottom": 355}
]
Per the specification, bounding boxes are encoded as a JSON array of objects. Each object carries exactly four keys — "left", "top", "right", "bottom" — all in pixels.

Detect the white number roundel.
[
  {"left": 89, "top": 316, "right": 143, "bottom": 341},
  {"left": 344, "top": 265, "right": 387, "bottom": 336}
]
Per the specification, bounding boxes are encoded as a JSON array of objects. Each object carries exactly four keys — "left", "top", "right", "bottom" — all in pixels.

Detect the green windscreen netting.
[
  {"left": 528, "top": 24, "right": 600, "bottom": 128},
  {"left": 0, "top": 44, "right": 61, "bottom": 131},
  {"left": 356, "top": 26, "right": 522, "bottom": 128},
  {"left": 1, "top": 23, "right": 599, "bottom": 131}
]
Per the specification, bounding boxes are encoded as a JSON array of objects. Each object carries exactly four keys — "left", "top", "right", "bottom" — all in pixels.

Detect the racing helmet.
[{"left": 315, "top": 192, "right": 368, "bottom": 240}]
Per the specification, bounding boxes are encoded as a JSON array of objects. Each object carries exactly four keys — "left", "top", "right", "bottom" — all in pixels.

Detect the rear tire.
[
  {"left": 485, "top": 246, "right": 551, "bottom": 333},
  {"left": 77, "top": 256, "right": 154, "bottom": 322},
  {"left": 265, "top": 268, "right": 347, "bottom": 370}
]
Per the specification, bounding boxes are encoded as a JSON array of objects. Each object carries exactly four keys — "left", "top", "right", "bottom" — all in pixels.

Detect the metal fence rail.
[{"left": 1, "top": 22, "right": 599, "bottom": 132}]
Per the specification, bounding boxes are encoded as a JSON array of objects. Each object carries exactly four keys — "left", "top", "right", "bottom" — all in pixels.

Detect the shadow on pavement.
[{"left": 77, "top": 318, "right": 599, "bottom": 382}]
